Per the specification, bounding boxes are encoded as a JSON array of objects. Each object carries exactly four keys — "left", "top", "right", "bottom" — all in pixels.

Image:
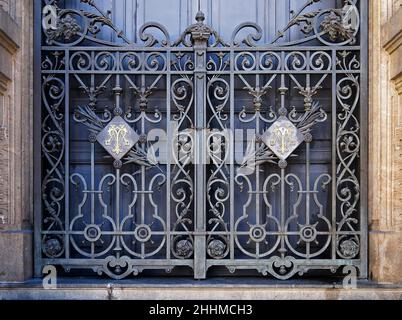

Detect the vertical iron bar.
[
  {"left": 255, "top": 73, "right": 260, "bottom": 258},
  {"left": 90, "top": 142, "right": 95, "bottom": 258},
  {"left": 230, "top": 47, "right": 235, "bottom": 261},
  {"left": 359, "top": 0, "right": 369, "bottom": 279},
  {"left": 90, "top": 75, "right": 95, "bottom": 225},
  {"left": 280, "top": 167, "right": 286, "bottom": 258},
  {"left": 279, "top": 70, "right": 287, "bottom": 258},
  {"left": 33, "top": 0, "right": 43, "bottom": 277},
  {"left": 114, "top": 74, "right": 122, "bottom": 257},
  {"left": 305, "top": 141, "right": 310, "bottom": 259},
  {"left": 331, "top": 49, "right": 337, "bottom": 261},
  {"left": 141, "top": 74, "right": 146, "bottom": 226},
  {"left": 116, "top": 168, "right": 121, "bottom": 258},
  {"left": 166, "top": 49, "right": 171, "bottom": 261},
  {"left": 140, "top": 73, "right": 146, "bottom": 259},
  {"left": 192, "top": 23, "right": 208, "bottom": 280},
  {"left": 65, "top": 49, "right": 70, "bottom": 260},
  {"left": 305, "top": 57, "right": 311, "bottom": 255}
]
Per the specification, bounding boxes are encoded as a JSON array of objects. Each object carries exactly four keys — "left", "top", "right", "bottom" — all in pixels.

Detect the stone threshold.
[{"left": 0, "top": 278, "right": 401, "bottom": 300}]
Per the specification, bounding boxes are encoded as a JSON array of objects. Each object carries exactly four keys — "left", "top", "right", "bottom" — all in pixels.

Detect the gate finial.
[
  {"left": 195, "top": 0, "right": 205, "bottom": 23},
  {"left": 195, "top": 10, "right": 205, "bottom": 23}
]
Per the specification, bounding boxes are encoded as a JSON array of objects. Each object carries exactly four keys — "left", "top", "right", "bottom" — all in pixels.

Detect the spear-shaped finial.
[{"left": 195, "top": 0, "right": 205, "bottom": 23}]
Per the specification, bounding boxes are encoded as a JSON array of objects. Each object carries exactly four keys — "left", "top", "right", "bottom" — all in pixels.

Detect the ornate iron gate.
[{"left": 35, "top": 0, "right": 367, "bottom": 280}]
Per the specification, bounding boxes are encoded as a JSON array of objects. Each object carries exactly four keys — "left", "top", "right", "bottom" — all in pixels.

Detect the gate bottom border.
[{"left": 40, "top": 258, "right": 364, "bottom": 280}]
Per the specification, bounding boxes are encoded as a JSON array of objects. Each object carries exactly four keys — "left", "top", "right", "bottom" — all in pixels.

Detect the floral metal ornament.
[
  {"left": 262, "top": 116, "right": 305, "bottom": 160},
  {"left": 176, "top": 240, "right": 193, "bottom": 258},
  {"left": 44, "top": 13, "right": 82, "bottom": 44},
  {"left": 96, "top": 116, "right": 138, "bottom": 160},
  {"left": 320, "top": 7, "right": 358, "bottom": 44},
  {"left": 43, "top": 237, "right": 63, "bottom": 258},
  {"left": 207, "top": 240, "right": 226, "bottom": 259},
  {"left": 339, "top": 238, "right": 360, "bottom": 259}
]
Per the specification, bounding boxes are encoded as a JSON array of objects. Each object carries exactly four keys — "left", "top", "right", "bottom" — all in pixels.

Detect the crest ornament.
[
  {"left": 262, "top": 116, "right": 304, "bottom": 160},
  {"left": 96, "top": 116, "right": 139, "bottom": 160}
]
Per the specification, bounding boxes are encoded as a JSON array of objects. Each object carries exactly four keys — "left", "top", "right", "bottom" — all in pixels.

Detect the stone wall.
[
  {"left": 0, "top": 0, "right": 33, "bottom": 282},
  {"left": 369, "top": 0, "right": 402, "bottom": 284}
]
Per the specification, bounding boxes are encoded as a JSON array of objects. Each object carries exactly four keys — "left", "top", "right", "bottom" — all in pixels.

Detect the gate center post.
[{"left": 191, "top": 11, "right": 211, "bottom": 279}]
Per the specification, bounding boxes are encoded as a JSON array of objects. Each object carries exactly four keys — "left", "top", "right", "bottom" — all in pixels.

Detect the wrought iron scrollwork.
[
  {"left": 38, "top": 0, "right": 366, "bottom": 279},
  {"left": 41, "top": 75, "right": 66, "bottom": 259}
]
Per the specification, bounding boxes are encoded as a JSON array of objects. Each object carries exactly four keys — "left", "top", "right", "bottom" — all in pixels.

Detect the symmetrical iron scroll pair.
[{"left": 38, "top": 0, "right": 366, "bottom": 280}]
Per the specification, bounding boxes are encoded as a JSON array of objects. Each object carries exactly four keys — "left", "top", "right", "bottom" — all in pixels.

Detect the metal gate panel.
[{"left": 34, "top": 0, "right": 367, "bottom": 280}]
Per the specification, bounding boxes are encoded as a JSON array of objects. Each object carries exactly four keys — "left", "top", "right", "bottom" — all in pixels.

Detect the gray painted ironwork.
[{"left": 35, "top": 0, "right": 368, "bottom": 280}]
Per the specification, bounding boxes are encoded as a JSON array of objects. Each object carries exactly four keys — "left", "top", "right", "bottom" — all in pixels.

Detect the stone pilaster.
[
  {"left": 369, "top": 0, "right": 402, "bottom": 284},
  {"left": 0, "top": 0, "right": 33, "bottom": 282}
]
